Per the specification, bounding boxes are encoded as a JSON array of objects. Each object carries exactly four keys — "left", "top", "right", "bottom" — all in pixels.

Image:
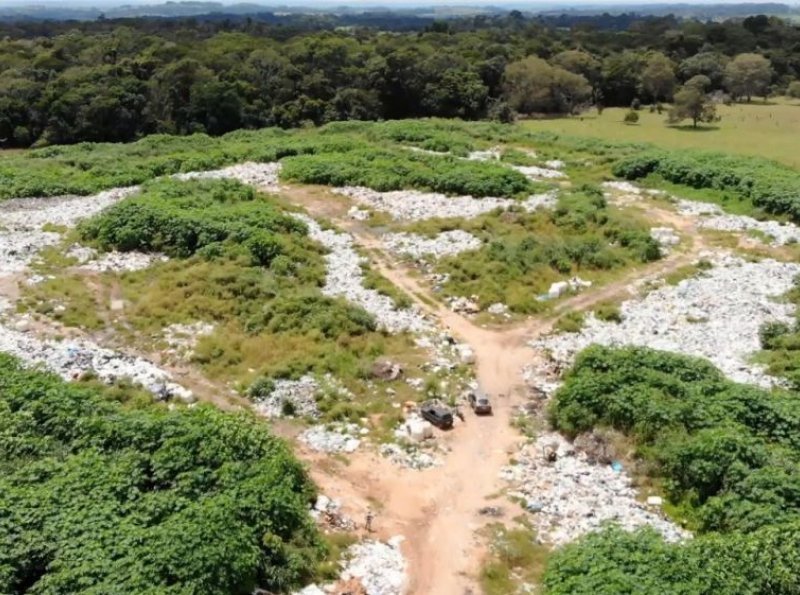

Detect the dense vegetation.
[
  {"left": 75, "top": 179, "right": 397, "bottom": 389},
  {"left": 1, "top": 13, "right": 799, "bottom": 146},
  {"left": 757, "top": 276, "right": 800, "bottom": 387},
  {"left": 544, "top": 345, "right": 800, "bottom": 593},
  {"left": 406, "top": 186, "right": 660, "bottom": 312},
  {"left": 614, "top": 149, "right": 800, "bottom": 221},
  {"left": 0, "top": 354, "right": 323, "bottom": 594}
]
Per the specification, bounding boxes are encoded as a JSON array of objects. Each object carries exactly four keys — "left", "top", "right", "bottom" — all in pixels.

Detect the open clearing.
[
  {"left": 523, "top": 97, "right": 800, "bottom": 168},
  {"left": 2, "top": 119, "right": 800, "bottom": 595}
]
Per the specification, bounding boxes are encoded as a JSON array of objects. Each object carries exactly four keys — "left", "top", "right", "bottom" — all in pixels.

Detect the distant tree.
[
  {"left": 678, "top": 52, "right": 729, "bottom": 88},
  {"left": 685, "top": 74, "right": 712, "bottom": 92},
  {"left": 788, "top": 81, "right": 800, "bottom": 100},
  {"left": 624, "top": 110, "right": 639, "bottom": 124},
  {"left": 640, "top": 52, "right": 676, "bottom": 103},
  {"left": 725, "top": 53, "right": 773, "bottom": 102},
  {"left": 668, "top": 85, "right": 718, "bottom": 128},
  {"left": 503, "top": 56, "right": 590, "bottom": 114}
]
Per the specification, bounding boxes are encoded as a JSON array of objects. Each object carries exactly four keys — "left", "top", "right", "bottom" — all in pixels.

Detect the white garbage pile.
[
  {"left": 695, "top": 211, "right": 800, "bottom": 246},
  {"left": 162, "top": 321, "right": 215, "bottom": 359},
  {"left": 299, "top": 423, "right": 363, "bottom": 454},
  {"left": 650, "top": 227, "right": 681, "bottom": 251},
  {"left": 333, "top": 187, "right": 513, "bottom": 221},
  {"left": 292, "top": 213, "right": 430, "bottom": 334},
  {"left": 520, "top": 191, "right": 559, "bottom": 211},
  {"left": 511, "top": 165, "right": 567, "bottom": 180},
  {"left": 501, "top": 432, "right": 689, "bottom": 545},
  {"left": 535, "top": 254, "right": 800, "bottom": 387},
  {"left": 173, "top": 161, "right": 282, "bottom": 192},
  {"left": 380, "top": 442, "right": 441, "bottom": 470},
  {"left": 252, "top": 375, "right": 322, "bottom": 419},
  {"left": 0, "top": 318, "right": 194, "bottom": 402},
  {"left": 467, "top": 147, "right": 502, "bottom": 161},
  {"left": 66, "top": 244, "right": 168, "bottom": 273},
  {"left": 296, "top": 537, "right": 408, "bottom": 595},
  {"left": 340, "top": 537, "right": 407, "bottom": 595},
  {"left": 309, "top": 494, "right": 356, "bottom": 531},
  {"left": 384, "top": 230, "right": 481, "bottom": 260},
  {"left": 0, "top": 187, "right": 141, "bottom": 275}
]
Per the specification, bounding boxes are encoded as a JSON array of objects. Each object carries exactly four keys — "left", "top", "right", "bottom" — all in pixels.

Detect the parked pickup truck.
[
  {"left": 420, "top": 404, "right": 454, "bottom": 429},
  {"left": 467, "top": 389, "right": 493, "bottom": 415}
]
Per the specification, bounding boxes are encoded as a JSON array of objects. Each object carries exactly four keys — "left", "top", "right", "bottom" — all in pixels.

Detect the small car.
[
  {"left": 420, "top": 404, "right": 454, "bottom": 429},
  {"left": 468, "top": 390, "right": 492, "bottom": 415}
]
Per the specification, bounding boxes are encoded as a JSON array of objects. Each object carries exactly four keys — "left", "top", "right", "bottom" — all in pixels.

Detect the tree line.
[{"left": 0, "top": 13, "right": 799, "bottom": 146}]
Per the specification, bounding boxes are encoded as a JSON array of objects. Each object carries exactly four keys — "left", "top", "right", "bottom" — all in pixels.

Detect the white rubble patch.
[
  {"left": 252, "top": 375, "right": 322, "bottom": 419},
  {"left": 299, "top": 423, "right": 362, "bottom": 453},
  {"left": 545, "top": 159, "right": 565, "bottom": 170},
  {"left": 512, "top": 165, "right": 567, "bottom": 180},
  {"left": 292, "top": 213, "right": 430, "bottom": 334},
  {"left": 384, "top": 230, "right": 481, "bottom": 260},
  {"left": 650, "top": 227, "right": 681, "bottom": 251},
  {"left": 0, "top": 187, "right": 141, "bottom": 275},
  {"left": 487, "top": 302, "right": 510, "bottom": 317},
  {"left": 674, "top": 198, "right": 723, "bottom": 217},
  {"left": 81, "top": 251, "right": 168, "bottom": 273},
  {"left": 536, "top": 254, "right": 800, "bottom": 387},
  {"left": 0, "top": 317, "right": 193, "bottom": 402},
  {"left": 467, "top": 147, "right": 502, "bottom": 161},
  {"left": 333, "top": 186, "right": 513, "bottom": 222},
  {"left": 501, "top": 432, "right": 689, "bottom": 545},
  {"left": 348, "top": 206, "right": 371, "bottom": 221},
  {"left": 601, "top": 180, "right": 642, "bottom": 195},
  {"left": 380, "top": 442, "right": 441, "bottom": 470},
  {"left": 340, "top": 538, "right": 407, "bottom": 595},
  {"left": 520, "top": 191, "right": 559, "bottom": 211},
  {"left": 162, "top": 322, "right": 215, "bottom": 358},
  {"left": 696, "top": 212, "right": 800, "bottom": 246},
  {"left": 173, "top": 161, "right": 282, "bottom": 192}
]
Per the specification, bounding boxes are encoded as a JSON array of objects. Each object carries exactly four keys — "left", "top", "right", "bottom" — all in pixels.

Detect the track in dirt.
[{"left": 279, "top": 184, "right": 716, "bottom": 595}]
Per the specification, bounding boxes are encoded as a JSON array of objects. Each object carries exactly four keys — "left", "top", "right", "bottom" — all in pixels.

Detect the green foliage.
[
  {"left": 544, "top": 523, "right": 800, "bottom": 595},
  {"left": 555, "top": 311, "right": 586, "bottom": 333},
  {"left": 0, "top": 354, "right": 323, "bottom": 595},
  {"left": 613, "top": 149, "right": 800, "bottom": 221},
  {"left": 623, "top": 110, "right": 640, "bottom": 124},
  {"left": 80, "top": 178, "right": 307, "bottom": 262},
  {"left": 594, "top": 302, "right": 623, "bottom": 322},
  {"left": 757, "top": 276, "right": 800, "bottom": 389},
  {"left": 550, "top": 345, "right": 800, "bottom": 532},
  {"left": 421, "top": 189, "right": 660, "bottom": 313},
  {"left": 281, "top": 148, "right": 532, "bottom": 198}
]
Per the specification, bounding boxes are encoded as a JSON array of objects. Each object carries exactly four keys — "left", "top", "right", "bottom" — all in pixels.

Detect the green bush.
[
  {"left": 613, "top": 150, "right": 800, "bottom": 221},
  {"left": 0, "top": 354, "right": 323, "bottom": 595}
]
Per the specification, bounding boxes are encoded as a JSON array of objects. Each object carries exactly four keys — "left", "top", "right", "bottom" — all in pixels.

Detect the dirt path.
[{"left": 277, "top": 184, "right": 720, "bottom": 595}]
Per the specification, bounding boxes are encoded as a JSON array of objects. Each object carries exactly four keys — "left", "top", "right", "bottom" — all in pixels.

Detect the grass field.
[{"left": 523, "top": 97, "right": 800, "bottom": 168}]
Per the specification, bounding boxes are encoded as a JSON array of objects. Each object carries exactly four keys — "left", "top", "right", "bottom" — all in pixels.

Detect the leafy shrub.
[
  {"left": 280, "top": 149, "right": 532, "bottom": 197},
  {"left": 623, "top": 110, "right": 640, "bottom": 124},
  {"left": 613, "top": 150, "right": 800, "bottom": 221},
  {"left": 550, "top": 345, "right": 800, "bottom": 532},
  {"left": 80, "top": 179, "right": 306, "bottom": 262},
  {"left": 0, "top": 354, "right": 323, "bottom": 595},
  {"left": 555, "top": 311, "right": 585, "bottom": 333}
]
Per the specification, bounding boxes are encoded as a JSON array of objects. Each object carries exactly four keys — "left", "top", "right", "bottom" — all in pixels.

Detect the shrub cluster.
[
  {"left": 551, "top": 345, "right": 800, "bottom": 532},
  {"left": 544, "top": 344, "right": 800, "bottom": 593},
  {"left": 280, "top": 149, "right": 532, "bottom": 198},
  {"left": 613, "top": 150, "right": 800, "bottom": 221},
  {"left": 0, "top": 354, "right": 323, "bottom": 595}
]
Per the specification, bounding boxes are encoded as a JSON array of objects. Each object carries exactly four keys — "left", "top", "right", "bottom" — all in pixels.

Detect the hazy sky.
[{"left": 0, "top": 0, "right": 797, "bottom": 6}]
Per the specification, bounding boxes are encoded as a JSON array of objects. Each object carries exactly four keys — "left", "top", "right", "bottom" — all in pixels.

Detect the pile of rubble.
[
  {"left": 173, "top": 162, "right": 282, "bottom": 192},
  {"left": 380, "top": 442, "right": 441, "bottom": 470},
  {"left": 535, "top": 254, "right": 800, "bottom": 387},
  {"left": 0, "top": 315, "right": 194, "bottom": 402},
  {"left": 384, "top": 230, "right": 481, "bottom": 260},
  {"left": 520, "top": 191, "right": 559, "bottom": 211},
  {"left": 70, "top": 246, "right": 168, "bottom": 273},
  {"left": 540, "top": 276, "right": 593, "bottom": 301},
  {"left": 299, "top": 423, "right": 364, "bottom": 454},
  {"left": 697, "top": 212, "right": 800, "bottom": 246},
  {"left": 467, "top": 148, "right": 502, "bottom": 161},
  {"left": 0, "top": 187, "right": 141, "bottom": 275},
  {"left": 310, "top": 495, "right": 356, "bottom": 531},
  {"left": 162, "top": 321, "right": 215, "bottom": 359},
  {"left": 296, "top": 538, "right": 407, "bottom": 595},
  {"left": 511, "top": 165, "right": 567, "bottom": 180},
  {"left": 501, "top": 432, "right": 689, "bottom": 545},
  {"left": 252, "top": 375, "right": 322, "bottom": 419},
  {"left": 333, "top": 187, "right": 513, "bottom": 221},
  {"left": 650, "top": 227, "right": 681, "bottom": 251},
  {"left": 292, "top": 213, "right": 430, "bottom": 334}
]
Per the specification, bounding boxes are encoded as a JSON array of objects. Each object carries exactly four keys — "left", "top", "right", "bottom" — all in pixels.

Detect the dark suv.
[
  {"left": 468, "top": 390, "right": 492, "bottom": 415},
  {"left": 420, "top": 404, "right": 454, "bottom": 429}
]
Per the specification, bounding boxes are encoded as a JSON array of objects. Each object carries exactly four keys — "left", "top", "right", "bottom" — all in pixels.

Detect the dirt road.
[{"left": 282, "top": 185, "right": 715, "bottom": 594}]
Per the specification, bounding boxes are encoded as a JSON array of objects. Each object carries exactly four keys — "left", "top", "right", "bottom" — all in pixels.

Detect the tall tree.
[
  {"left": 640, "top": 52, "right": 676, "bottom": 103},
  {"left": 668, "top": 84, "right": 717, "bottom": 127},
  {"left": 725, "top": 53, "right": 773, "bottom": 102}
]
